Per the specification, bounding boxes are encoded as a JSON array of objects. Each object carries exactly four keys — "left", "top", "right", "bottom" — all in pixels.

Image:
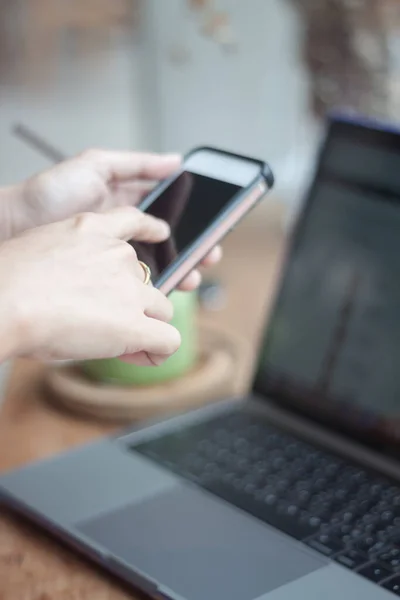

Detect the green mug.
[{"left": 80, "top": 291, "right": 198, "bottom": 386}]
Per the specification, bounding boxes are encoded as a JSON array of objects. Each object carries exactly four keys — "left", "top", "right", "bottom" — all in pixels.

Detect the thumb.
[{"left": 82, "top": 206, "right": 170, "bottom": 242}]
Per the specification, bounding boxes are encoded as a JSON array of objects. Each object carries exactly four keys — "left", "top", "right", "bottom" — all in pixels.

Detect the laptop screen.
[{"left": 253, "top": 116, "right": 400, "bottom": 457}]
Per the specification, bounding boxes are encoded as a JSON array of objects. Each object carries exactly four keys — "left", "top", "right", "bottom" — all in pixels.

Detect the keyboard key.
[
  {"left": 358, "top": 562, "right": 392, "bottom": 583},
  {"left": 356, "top": 536, "right": 387, "bottom": 554},
  {"left": 265, "top": 494, "right": 277, "bottom": 506},
  {"left": 381, "top": 510, "right": 395, "bottom": 522},
  {"left": 296, "top": 490, "right": 311, "bottom": 506},
  {"left": 334, "top": 489, "right": 351, "bottom": 503},
  {"left": 308, "top": 516, "right": 322, "bottom": 529},
  {"left": 306, "top": 533, "right": 344, "bottom": 557},
  {"left": 383, "top": 576, "right": 400, "bottom": 595},
  {"left": 276, "top": 501, "right": 299, "bottom": 517},
  {"left": 335, "top": 549, "right": 368, "bottom": 570},
  {"left": 378, "top": 547, "right": 400, "bottom": 571},
  {"left": 354, "top": 538, "right": 388, "bottom": 559}
]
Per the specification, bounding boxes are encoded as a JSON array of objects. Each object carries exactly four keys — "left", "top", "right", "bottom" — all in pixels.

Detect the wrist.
[
  {"left": 0, "top": 183, "right": 26, "bottom": 242},
  {"left": 0, "top": 242, "right": 36, "bottom": 361},
  {"left": 0, "top": 288, "right": 25, "bottom": 362}
]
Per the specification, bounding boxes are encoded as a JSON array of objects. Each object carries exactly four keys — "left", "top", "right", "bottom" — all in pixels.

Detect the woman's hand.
[
  {"left": 7, "top": 149, "right": 222, "bottom": 290},
  {"left": 0, "top": 206, "right": 181, "bottom": 365}
]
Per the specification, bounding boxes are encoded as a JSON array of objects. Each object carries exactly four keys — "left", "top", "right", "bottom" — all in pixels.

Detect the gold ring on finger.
[{"left": 138, "top": 261, "right": 152, "bottom": 285}]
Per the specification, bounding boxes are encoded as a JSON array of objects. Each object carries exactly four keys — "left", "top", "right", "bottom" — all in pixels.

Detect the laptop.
[{"left": 2, "top": 114, "right": 400, "bottom": 600}]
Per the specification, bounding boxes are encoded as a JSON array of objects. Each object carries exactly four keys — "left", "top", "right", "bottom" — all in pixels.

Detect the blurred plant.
[
  {"left": 292, "top": 0, "right": 400, "bottom": 119},
  {"left": 189, "top": 0, "right": 237, "bottom": 50},
  {"left": 0, "top": 0, "right": 19, "bottom": 84},
  {"left": 0, "top": 0, "right": 138, "bottom": 87}
]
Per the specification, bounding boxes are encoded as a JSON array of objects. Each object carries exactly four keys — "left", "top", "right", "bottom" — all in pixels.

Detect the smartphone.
[{"left": 133, "top": 146, "right": 274, "bottom": 295}]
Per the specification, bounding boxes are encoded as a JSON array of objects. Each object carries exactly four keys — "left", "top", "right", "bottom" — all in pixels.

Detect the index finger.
[
  {"left": 78, "top": 207, "right": 170, "bottom": 242},
  {"left": 81, "top": 149, "right": 182, "bottom": 182}
]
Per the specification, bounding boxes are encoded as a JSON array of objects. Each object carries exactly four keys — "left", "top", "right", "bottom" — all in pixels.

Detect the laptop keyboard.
[{"left": 134, "top": 410, "right": 400, "bottom": 596}]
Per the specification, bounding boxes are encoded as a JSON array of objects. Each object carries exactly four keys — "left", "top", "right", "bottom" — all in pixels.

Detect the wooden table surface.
[{"left": 0, "top": 202, "right": 285, "bottom": 599}]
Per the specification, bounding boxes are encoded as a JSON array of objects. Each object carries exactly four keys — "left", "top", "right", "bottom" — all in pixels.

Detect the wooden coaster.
[{"left": 43, "top": 321, "right": 251, "bottom": 423}]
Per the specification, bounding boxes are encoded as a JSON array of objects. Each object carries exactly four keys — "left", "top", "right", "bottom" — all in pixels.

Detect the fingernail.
[{"left": 148, "top": 353, "right": 167, "bottom": 366}]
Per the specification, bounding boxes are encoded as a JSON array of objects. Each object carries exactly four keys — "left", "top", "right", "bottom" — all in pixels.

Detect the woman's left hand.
[{"left": 7, "top": 149, "right": 222, "bottom": 291}]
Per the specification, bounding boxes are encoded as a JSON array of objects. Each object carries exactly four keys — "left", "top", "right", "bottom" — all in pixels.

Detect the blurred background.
[{"left": 1, "top": 0, "right": 399, "bottom": 219}]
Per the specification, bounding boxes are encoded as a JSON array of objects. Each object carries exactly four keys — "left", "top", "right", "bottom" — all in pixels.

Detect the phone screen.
[{"left": 132, "top": 171, "right": 241, "bottom": 282}]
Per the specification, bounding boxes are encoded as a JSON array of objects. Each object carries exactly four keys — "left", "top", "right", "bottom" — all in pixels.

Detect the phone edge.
[{"left": 157, "top": 177, "right": 269, "bottom": 295}]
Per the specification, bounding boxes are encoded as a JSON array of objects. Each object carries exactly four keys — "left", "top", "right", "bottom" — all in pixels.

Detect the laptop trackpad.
[{"left": 78, "top": 485, "right": 325, "bottom": 600}]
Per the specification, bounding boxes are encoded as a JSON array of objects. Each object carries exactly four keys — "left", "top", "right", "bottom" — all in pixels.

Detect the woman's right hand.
[{"left": 0, "top": 207, "right": 181, "bottom": 365}]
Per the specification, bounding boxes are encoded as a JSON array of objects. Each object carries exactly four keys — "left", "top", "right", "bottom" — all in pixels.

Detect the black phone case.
[{"left": 137, "top": 145, "right": 274, "bottom": 292}]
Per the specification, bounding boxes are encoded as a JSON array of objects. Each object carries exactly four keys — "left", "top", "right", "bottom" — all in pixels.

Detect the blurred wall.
[
  {"left": 0, "top": 0, "right": 319, "bottom": 212},
  {"left": 0, "top": 32, "right": 141, "bottom": 186}
]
